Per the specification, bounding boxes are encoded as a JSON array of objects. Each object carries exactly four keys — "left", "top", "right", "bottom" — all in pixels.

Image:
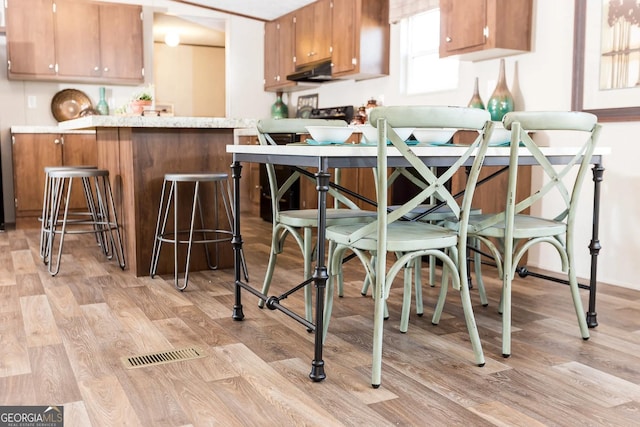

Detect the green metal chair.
[
  {"left": 356, "top": 166, "right": 487, "bottom": 333},
  {"left": 256, "top": 118, "right": 375, "bottom": 323},
  {"left": 436, "top": 111, "right": 602, "bottom": 358},
  {"left": 325, "top": 106, "right": 493, "bottom": 388}
]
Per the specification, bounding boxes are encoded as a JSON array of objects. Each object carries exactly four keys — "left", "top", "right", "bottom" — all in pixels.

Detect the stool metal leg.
[
  {"left": 96, "top": 174, "right": 126, "bottom": 268},
  {"left": 150, "top": 179, "right": 171, "bottom": 278}
]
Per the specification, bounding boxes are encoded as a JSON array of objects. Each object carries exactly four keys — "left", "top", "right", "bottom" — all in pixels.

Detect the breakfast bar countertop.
[
  {"left": 11, "top": 125, "right": 96, "bottom": 134},
  {"left": 57, "top": 115, "right": 257, "bottom": 130}
]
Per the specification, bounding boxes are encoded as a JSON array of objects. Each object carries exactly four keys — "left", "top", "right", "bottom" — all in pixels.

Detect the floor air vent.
[{"left": 122, "top": 347, "right": 206, "bottom": 369}]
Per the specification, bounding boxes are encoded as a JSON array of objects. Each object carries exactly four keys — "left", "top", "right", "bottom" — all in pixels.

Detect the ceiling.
[
  {"left": 153, "top": 14, "right": 226, "bottom": 47},
  {"left": 171, "top": 0, "right": 316, "bottom": 21},
  {"left": 154, "top": 1, "right": 315, "bottom": 47}
]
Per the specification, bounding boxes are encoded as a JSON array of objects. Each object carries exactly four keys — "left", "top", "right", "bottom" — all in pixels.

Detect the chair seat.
[
  {"left": 467, "top": 214, "right": 566, "bottom": 239},
  {"left": 278, "top": 208, "right": 376, "bottom": 228},
  {"left": 326, "top": 221, "right": 457, "bottom": 252},
  {"left": 389, "top": 203, "right": 482, "bottom": 221}
]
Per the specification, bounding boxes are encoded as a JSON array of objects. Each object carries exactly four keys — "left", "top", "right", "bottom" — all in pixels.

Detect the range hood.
[{"left": 286, "top": 60, "right": 334, "bottom": 82}]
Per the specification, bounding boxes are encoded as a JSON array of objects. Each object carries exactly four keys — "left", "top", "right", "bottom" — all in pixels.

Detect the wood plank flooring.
[{"left": 1, "top": 216, "right": 640, "bottom": 426}]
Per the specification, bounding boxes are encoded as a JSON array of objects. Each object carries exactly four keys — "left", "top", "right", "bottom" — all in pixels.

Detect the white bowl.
[
  {"left": 355, "top": 124, "right": 414, "bottom": 144},
  {"left": 305, "top": 125, "right": 354, "bottom": 144},
  {"left": 488, "top": 124, "right": 511, "bottom": 145},
  {"left": 412, "top": 128, "right": 456, "bottom": 145}
]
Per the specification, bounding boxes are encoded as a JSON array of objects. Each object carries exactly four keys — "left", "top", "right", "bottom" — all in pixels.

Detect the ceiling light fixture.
[{"left": 164, "top": 31, "right": 180, "bottom": 47}]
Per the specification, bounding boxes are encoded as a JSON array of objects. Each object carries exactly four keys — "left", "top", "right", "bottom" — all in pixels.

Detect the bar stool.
[
  {"left": 40, "top": 165, "right": 97, "bottom": 263},
  {"left": 150, "top": 172, "right": 248, "bottom": 291},
  {"left": 45, "top": 168, "right": 126, "bottom": 276}
]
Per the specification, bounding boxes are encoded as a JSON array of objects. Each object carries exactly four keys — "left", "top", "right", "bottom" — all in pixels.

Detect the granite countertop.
[
  {"left": 11, "top": 126, "right": 95, "bottom": 134},
  {"left": 57, "top": 115, "right": 257, "bottom": 130}
]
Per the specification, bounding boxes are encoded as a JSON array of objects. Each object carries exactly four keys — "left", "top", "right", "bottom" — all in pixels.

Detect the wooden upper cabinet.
[
  {"left": 264, "top": 13, "right": 296, "bottom": 91},
  {"left": 55, "top": 0, "right": 101, "bottom": 78},
  {"left": 331, "top": 0, "right": 390, "bottom": 79},
  {"left": 440, "top": 0, "right": 532, "bottom": 61},
  {"left": 99, "top": 3, "right": 144, "bottom": 81},
  {"left": 294, "top": 0, "right": 332, "bottom": 68},
  {"left": 5, "top": 0, "right": 143, "bottom": 84},
  {"left": 5, "top": 0, "right": 57, "bottom": 77}
]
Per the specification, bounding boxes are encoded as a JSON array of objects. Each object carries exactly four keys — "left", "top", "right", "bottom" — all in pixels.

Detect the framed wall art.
[
  {"left": 572, "top": 0, "right": 640, "bottom": 121},
  {"left": 296, "top": 94, "right": 319, "bottom": 118}
]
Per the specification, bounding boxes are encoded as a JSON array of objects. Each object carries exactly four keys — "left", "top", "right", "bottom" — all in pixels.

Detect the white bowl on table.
[
  {"left": 305, "top": 125, "right": 354, "bottom": 144},
  {"left": 412, "top": 128, "right": 456, "bottom": 145},
  {"left": 488, "top": 123, "right": 511, "bottom": 146},
  {"left": 355, "top": 124, "right": 414, "bottom": 144}
]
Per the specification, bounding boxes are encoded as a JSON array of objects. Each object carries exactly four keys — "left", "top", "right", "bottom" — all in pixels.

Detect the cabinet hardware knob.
[
  {"left": 446, "top": 36, "right": 452, "bottom": 43},
  {"left": 48, "top": 64, "right": 54, "bottom": 69},
  {"left": 54, "top": 139, "right": 61, "bottom": 144},
  {"left": 94, "top": 66, "right": 100, "bottom": 71},
  {"left": 103, "top": 67, "right": 109, "bottom": 72}
]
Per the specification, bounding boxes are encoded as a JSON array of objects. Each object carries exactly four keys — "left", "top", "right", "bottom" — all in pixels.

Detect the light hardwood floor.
[{"left": 1, "top": 216, "right": 640, "bottom": 426}]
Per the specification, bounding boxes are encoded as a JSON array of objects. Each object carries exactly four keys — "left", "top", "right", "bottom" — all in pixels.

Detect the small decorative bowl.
[
  {"left": 356, "top": 124, "right": 414, "bottom": 144},
  {"left": 305, "top": 126, "right": 354, "bottom": 144},
  {"left": 412, "top": 128, "right": 457, "bottom": 145},
  {"left": 488, "top": 123, "right": 512, "bottom": 145}
]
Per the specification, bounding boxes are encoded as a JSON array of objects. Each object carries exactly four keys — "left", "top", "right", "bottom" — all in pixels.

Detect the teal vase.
[
  {"left": 271, "top": 92, "right": 288, "bottom": 119},
  {"left": 96, "top": 87, "right": 109, "bottom": 115},
  {"left": 487, "top": 59, "right": 514, "bottom": 121},
  {"left": 467, "top": 77, "right": 485, "bottom": 110}
]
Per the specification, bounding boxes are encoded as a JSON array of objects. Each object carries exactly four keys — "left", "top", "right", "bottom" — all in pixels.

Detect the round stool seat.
[
  {"left": 48, "top": 168, "right": 110, "bottom": 179},
  {"left": 164, "top": 172, "right": 229, "bottom": 182},
  {"left": 44, "top": 165, "right": 96, "bottom": 173}
]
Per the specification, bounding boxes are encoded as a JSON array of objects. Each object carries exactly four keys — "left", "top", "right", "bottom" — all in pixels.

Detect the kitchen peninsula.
[{"left": 59, "top": 115, "right": 256, "bottom": 277}]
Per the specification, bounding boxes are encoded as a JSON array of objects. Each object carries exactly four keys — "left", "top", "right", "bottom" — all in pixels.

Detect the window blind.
[{"left": 389, "top": 0, "right": 439, "bottom": 24}]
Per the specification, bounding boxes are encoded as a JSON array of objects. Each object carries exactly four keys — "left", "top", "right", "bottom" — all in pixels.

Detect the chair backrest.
[
  {"left": 351, "top": 106, "right": 493, "bottom": 250},
  {"left": 470, "top": 111, "right": 601, "bottom": 233},
  {"left": 255, "top": 118, "right": 361, "bottom": 221}
]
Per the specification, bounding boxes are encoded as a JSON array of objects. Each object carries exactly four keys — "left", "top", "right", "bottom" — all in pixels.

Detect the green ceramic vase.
[
  {"left": 96, "top": 87, "right": 109, "bottom": 115},
  {"left": 487, "top": 59, "right": 514, "bottom": 121},
  {"left": 468, "top": 77, "right": 485, "bottom": 110},
  {"left": 271, "top": 92, "right": 288, "bottom": 119}
]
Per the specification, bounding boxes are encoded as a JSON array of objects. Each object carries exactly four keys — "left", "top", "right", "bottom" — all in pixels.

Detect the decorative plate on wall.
[{"left": 50, "top": 89, "right": 93, "bottom": 122}]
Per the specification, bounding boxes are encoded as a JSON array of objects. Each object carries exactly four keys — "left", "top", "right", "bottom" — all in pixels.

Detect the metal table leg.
[
  {"left": 309, "top": 158, "right": 329, "bottom": 382},
  {"left": 586, "top": 164, "right": 604, "bottom": 328},
  {"left": 231, "top": 160, "right": 245, "bottom": 321}
]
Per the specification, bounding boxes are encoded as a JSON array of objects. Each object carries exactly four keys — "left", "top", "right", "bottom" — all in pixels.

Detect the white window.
[{"left": 402, "top": 9, "right": 459, "bottom": 95}]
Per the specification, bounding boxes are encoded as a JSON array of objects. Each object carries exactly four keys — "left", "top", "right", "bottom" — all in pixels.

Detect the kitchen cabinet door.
[
  {"left": 55, "top": 0, "right": 102, "bottom": 79},
  {"left": 294, "top": 0, "right": 332, "bottom": 68},
  {"left": 331, "top": 0, "right": 390, "bottom": 80},
  {"left": 56, "top": 0, "right": 143, "bottom": 82},
  {"left": 12, "top": 133, "right": 97, "bottom": 219},
  {"left": 264, "top": 13, "right": 296, "bottom": 91},
  {"left": 5, "top": 0, "right": 57, "bottom": 77},
  {"left": 99, "top": 3, "right": 144, "bottom": 82},
  {"left": 12, "top": 134, "right": 63, "bottom": 218},
  {"left": 440, "top": 0, "right": 532, "bottom": 61}
]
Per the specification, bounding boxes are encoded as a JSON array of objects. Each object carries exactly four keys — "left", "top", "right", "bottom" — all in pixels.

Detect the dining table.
[{"left": 226, "top": 142, "right": 610, "bottom": 382}]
